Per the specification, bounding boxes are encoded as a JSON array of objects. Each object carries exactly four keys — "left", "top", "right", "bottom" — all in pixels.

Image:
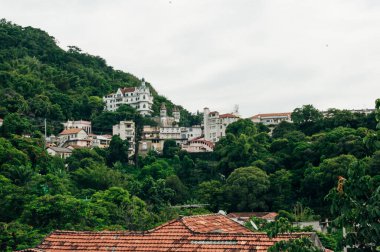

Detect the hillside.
[
  {"left": 0, "top": 18, "right": 379, "bottom": 251},
  {"left": 0, "top": 19, "right": 200, "bottom": 133}
]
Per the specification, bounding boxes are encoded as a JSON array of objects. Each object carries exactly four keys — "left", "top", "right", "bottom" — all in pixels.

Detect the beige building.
[
  {"left": 250, "top": 112, "right": 292, "bottom": 125},
  {"left": 58, "top": 128, "right": 88, "bottom": 147},
  {"left": 46, "top": 146, "right": 72, "bottom": 159}
]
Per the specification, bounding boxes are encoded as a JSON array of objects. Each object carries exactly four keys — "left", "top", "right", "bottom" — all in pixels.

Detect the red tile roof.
[
  {"left": 219, "top": 113, "right": 239, "bottom": 119},
  {"left": 251, "top": 112, "right": 292, "bottom": 119},
  {"left": 21, "top": 214, "right": 324, "bottom": 252},
  {"left": 120, "top": 87, "right": 136, "bottom": 94},
  {"left": 59, "top": 128, "right": 85, "bottom": 135}
]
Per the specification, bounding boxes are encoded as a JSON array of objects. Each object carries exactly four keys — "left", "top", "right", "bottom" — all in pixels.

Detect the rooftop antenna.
[{"left": 233, "top": 104, "right": 239, "bottom": 116}]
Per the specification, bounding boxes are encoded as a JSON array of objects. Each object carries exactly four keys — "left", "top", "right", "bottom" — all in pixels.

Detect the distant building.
[
  {"left": 112, "top": 121, "right": 136, "bottom": 156},
  {"left": 203, "top": 107, "right": 240, "bottom": 143},
  {"left": 62, "top": 120, "right": 92, "bottom": 134},
  {"left": 155, "top": 103, "right": 180, "bottom": 127},
  {"left": 250, "top": 112, "right": 292, "bottom": 126},
  {"left": 46, "top": 146, "right": 72, "bottom": 159},
  {"left": 103, "top": 79, "right": 153, "bottom": 116},
  {"left": 58, "top": 128, "right": 88, "bottom": 147},
  {"left": 227, "top": 212, "right": 278, "bottom": 224},
  {"left": 90, "top": 134, "right": 112, "bottom": 148},
  {"left": 181, "top": 138, "right": 214, "bottom": 153},
  {"left": 0, "top": 118, "right": 3, "bottom": 127},
  {"left": 139, "top": 125, "right": 203, "bottom": 154},
  {"left": 321, "top": 108, "right": 375, "bottom": 117}
]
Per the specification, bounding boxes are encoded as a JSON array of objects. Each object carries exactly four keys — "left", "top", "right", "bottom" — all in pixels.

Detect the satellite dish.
[{"left": 250, "top": 220, "right": 258, "bottom": 230}]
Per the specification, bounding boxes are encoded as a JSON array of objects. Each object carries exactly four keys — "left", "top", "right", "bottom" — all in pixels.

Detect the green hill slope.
[{"left": 0, "top": 19, "right": 200, "bottom": 132}]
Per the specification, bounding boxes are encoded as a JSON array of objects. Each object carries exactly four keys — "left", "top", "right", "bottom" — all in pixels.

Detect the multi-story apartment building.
[
  {"left": 112, "top": 121, "right": 136, "bottom": 156},
  {"left": 103, "top": 79, "right": 153, "bottom": 116},
  {"left": 203, "top": 107, "right": 240, "bottom": 143}
]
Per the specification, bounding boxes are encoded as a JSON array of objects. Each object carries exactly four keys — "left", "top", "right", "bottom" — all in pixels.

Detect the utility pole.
[{"left": 44, "top": 118, "right": 47, "bottom": 148}]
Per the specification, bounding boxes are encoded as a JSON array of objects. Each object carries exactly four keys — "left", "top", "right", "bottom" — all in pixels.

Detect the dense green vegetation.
[
  {"left": 0, "top": 19, "right": 379, "bottom": 251},
  {"left": 0, "top": 19, "right": 201, "bottom": 135}
]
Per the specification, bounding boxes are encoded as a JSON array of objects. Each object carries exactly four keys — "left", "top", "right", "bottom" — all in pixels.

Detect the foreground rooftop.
[{"left": 19, "top": 214, "right": 325, "bottom": 252}]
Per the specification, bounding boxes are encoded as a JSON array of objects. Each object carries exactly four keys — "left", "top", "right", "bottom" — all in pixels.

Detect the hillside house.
[
  {"left": 18, "top": 213, "right": 328, "bottom": 252},
  {"left": 203, "top": 107, "right": 240, "bottom": 143},
  {"left": 250, "top": 112, "right": 292, "bottom": 126},
  {"left": 58, "top": 128, "right": 88, "bottom": 147},
  {"left": 103, "top": 79, "right": 153, "bottom": 116},
  {"left": 46, "top": 146, "right": 72, "bottom": 159}
]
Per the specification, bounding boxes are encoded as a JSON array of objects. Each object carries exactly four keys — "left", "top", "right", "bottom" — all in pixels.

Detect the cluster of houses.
[{"left": 44, "top": 79, "right": 376, "bottom": 159}]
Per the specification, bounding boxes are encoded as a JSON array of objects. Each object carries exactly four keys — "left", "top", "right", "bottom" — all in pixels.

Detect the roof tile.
[{"left": 21, "top": 214, "right": 323, "bottom": 252}]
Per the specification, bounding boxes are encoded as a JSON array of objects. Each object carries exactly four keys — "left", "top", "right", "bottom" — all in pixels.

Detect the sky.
[{"left": 1, "top": 0, "right": 380, "bottom": 117}]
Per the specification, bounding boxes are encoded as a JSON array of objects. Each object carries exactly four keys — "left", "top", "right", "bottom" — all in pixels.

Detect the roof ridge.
[
  {"left": 180, "top": 213, "right": 255, "bottom": 234},
  {"left": 145, "top": 218, "right": 181, "bottom": 233},
  {"left": 181, "top": 213, "right": 222, "bottom": 219}
]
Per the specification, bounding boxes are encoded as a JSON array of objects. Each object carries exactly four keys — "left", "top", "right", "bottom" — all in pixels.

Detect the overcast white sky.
[{"left": 1, "top": 0, "right": 380, "bottom": 117}]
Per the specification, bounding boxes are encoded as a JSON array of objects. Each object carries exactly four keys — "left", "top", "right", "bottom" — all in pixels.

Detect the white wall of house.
[{"left": 103, "top": 80, "right": 153, "bottom": 116}]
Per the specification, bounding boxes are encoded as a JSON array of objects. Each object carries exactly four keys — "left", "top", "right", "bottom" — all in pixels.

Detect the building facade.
[
  {"left": 157, "top": 103, "right": 180, "bottom": 127},
  {"left": 112, "top": 121, "right": 136, "bottom": 156},
  {"left": 103, "top": 79, "right": 153, "bottom": 116},
  {"left": 58, "top": 128, "right": 88, "bottom": 147},
  {"left": 250, "top": 112, "right": 292, "bottom": 126},
  {"left": 203, "top": 107, "right": 239, "bottom": 143},
  {"left": 62, "top": 120, "right": 92, "bottom": 134},
  {"left": 46, "top": 146, "right": 72, "bottom": 159}
]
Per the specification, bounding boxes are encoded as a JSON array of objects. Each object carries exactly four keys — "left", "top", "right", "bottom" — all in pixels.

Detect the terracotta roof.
[
  {"left": 181, "top": 214, "right": 252, "bottom": 234},
  {"left": 251, "top": 112, "right": 291, "bottom": 119},
  {"left": 59, "top": 128, "right": 85, "bottom": 135},
  {"left": 120, "top": 87, "right": 135, "bottom": 94},
  {"left": 189, "top": 138, "right": 215, "bottom": 148},
  {"left": 227, "top": 212, "right": 278, "bottom": 220},
  {"left": 21, "top": 214, "right": 324, "bottom": 252},
  {"left": 219, "top": 113, "right": 239, "bottom": 119}
]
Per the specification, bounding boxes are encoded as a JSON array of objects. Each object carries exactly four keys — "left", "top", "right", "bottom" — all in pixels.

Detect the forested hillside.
[
  {"left": 0, "top": 19, "right": 200, "bottom": 134},
  {"left": 0, "top": 19, "right": 379, "bottom": 251}
]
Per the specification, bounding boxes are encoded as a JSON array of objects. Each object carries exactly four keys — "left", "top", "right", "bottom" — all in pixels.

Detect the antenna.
[
  {"left": 233, "top": 104, "right": 239, "bottom": 115},
  {"left": 44, "top": 118, "right": 47, "bottom": 148}
]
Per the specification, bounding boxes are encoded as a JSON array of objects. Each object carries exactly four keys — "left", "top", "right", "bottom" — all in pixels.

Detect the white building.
[
  {"left": 180, "top": 126, "right": 202, "bottom": 140},
  {"left": 103, "top": 79, "right": 153, "bottom": 116},
  {"left": 250, "top": 112, "right": 292, "bottom": 126},
  {"left": 46, "top": 146, "right": 73, "bottom": 159},
  {"left": 90, "top": 134, "right": 112, "bottom": 148},
  {"left": 62, "top": 120, "right": 92, "bottom": 134},
  {"left": 112, "top": 121, "right": 136, "bottom": 156},
  {"left": 203, "top": 107, "right": 240, "bottom": 143},
  {"left": 0, "top": 118, "right": 3, "bottom": 127}
]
